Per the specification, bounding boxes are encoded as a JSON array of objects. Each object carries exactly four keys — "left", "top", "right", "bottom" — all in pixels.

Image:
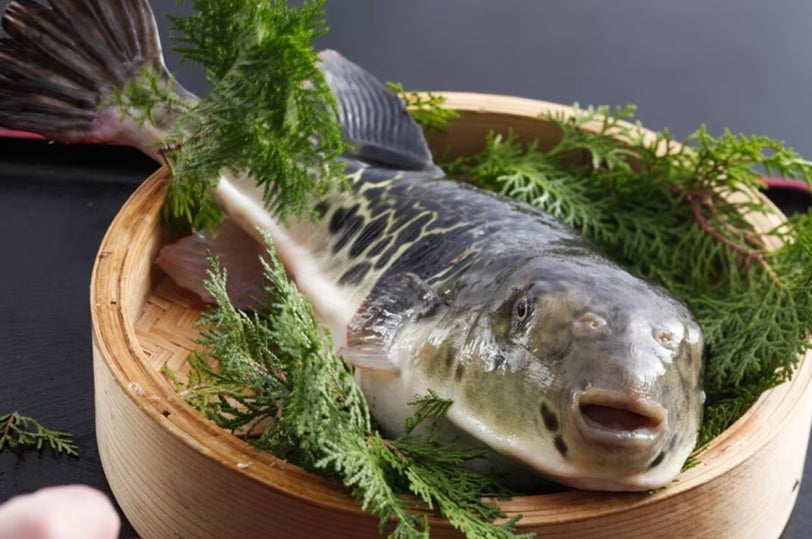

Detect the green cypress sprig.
[
  {"left": 163, "top": 0, "right": 348, "bottom": 231},
  {"left": 179, "top": 240, "right": 530, "bottom": 538},
  {"left": 109, "top": 67, "right": 195, "bottom": 131},
  {"left": 387, "top": 82, "right": 460, "bottom": 132},
  {"left": 0, "top": 411, "right": 78, "bottom": 457}
]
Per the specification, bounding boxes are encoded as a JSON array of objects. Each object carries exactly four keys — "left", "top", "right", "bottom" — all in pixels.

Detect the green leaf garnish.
[
  {"left": 175, "top": 238, "right": 531, "bottom": 538},
  {"left": 1, "top": 411, "right": 78, "bottom": 457},
  {"left": 387, "top": 82, "right": 460, "bottom": 132},
  {"left": 164, "top": 0, "right": 348, "bottom": 231}
]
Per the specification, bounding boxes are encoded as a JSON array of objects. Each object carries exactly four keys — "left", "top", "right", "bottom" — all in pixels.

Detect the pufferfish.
[{"left": 0, "top": 0, "right": 704, "bottom": 491}]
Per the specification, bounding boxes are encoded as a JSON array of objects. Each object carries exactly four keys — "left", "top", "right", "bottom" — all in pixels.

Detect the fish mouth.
[{"left": 574, "top": 389, "right": 667, "bottom": 448}]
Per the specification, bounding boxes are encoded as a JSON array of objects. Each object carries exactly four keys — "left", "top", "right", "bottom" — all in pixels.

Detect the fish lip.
[
  {"left": 573, "top": 388, "right": 667, "bottom": 448},
  {"left": 545, "top": 472, "right": 670, "bottom": 492}
]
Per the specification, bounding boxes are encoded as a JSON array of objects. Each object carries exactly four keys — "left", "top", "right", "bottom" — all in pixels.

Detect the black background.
[{"left": 1, "top": 1, "right": 811, "bottom": 537}]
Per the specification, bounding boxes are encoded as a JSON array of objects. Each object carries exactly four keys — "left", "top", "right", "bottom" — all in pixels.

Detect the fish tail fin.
[{"left": 0, "top": 0, "right": 195, "bottom": 158}]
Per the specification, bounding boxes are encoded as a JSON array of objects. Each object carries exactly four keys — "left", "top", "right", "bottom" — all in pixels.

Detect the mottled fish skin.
[
  {"left": 318, "top": 160, "right": 704, "bottom": 491},
  {"left": 293, "top": 161, "right": 520, "bottom": 306},
  {"left": 0, "top": 0, "right": 705, "bottom": 492}
]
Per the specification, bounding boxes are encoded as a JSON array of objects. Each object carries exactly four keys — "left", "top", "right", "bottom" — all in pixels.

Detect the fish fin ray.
[
  {"left": 346, "top": 272, "right": 444, "bottom": 368},
  {"left": 318, "top": 49, "right": 437, "bottom": 172},
  {"left": 156, "top": 219, "right": 267, "bottom": 311},
  {"left": 0, "top": 0, "right": 192, "bottom": 148},
  {"left": 339, "top": 346, "right": 400, "bottom": 373}
]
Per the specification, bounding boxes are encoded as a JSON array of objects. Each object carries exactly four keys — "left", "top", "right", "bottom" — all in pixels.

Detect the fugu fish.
[{"left": 0, "top": 0, "right": 704, "bottom": 491}]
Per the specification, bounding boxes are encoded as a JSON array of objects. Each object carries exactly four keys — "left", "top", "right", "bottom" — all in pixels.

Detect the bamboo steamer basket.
[{"left": 91, "top": 93, "right": 812, "bottom": 538}]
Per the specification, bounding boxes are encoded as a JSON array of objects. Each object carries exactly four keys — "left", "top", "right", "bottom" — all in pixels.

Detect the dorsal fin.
[{"left": 319, "top": 50, "right": 436, "bottom": 171}]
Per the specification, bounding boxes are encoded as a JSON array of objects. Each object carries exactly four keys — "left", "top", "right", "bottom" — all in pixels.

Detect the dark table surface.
[
  {"left": 2, "top": 2, "right": 812, "bottom": 538},
  {"left": 0, "top": 140, "right": 156, "bottom": 538}
]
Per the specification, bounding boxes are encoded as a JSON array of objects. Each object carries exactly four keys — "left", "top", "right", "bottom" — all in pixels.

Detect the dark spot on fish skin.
[
  {"left": 390, "top": 205, "right": 421, "bottom": 233},
  {"left": 358, "top": 167, "right": 396, "bottom": 186},
  {"left": 384, "top": 227, "right": 473, "bottom": 282},
  {"left": 360, "top": 185, "right": 388, "bottom": 204},
  {"left": 442, "top": 347, "right": 455, "bottom": 372},
  {"left": 364, "top": 197, "right": 390, "bottom": 220},
  {"left": 367, "top": 234, "right": 394, "bottom": 259},
  {"left": 349, "top": 215, "right": 389, "bottom": 259},
  {"left": 492, "top": 353, "right": 506, "bottom": 370},
  {"left": 338, "top": 262, "right": 373, "bottom": 286},
  {"left": 396, "top": 213, "right": 433, "bottom": 247},
  {"left": 649, "top": 451, "right": 666, "bottom": 469},
  {"left": 554, "top": 435, "right": 568, "bottom": 457},
  {"left": 333, "top": 205, "right": 364, "bottom": 253},
  {"left": 454, "top": 362, "right": 466, "bottom": 381},
  {"left": 314, "top": 201, "right": 330, "bottom": 219},
  {"left": 375, "top": 241, "right": 400, "bottom": 271},
  {"left": 329, "top": 206, "right": 349, "bottom": 234},
  {"left": 540, "top": 403, "right": 559, "bottom": 432}
]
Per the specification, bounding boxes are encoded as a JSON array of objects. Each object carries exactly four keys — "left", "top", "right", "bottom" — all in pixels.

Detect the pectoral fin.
[
  {"left": 342, "top": 273, "right": 444, "bottom": 372},
  {"left": 339, "top": 346, "right": 400, "bottom": 373}
]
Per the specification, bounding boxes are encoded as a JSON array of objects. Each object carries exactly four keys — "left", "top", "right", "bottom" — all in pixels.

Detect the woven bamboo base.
[
  {"left": 136, "top": 278, "right": 206, "bottom": 379},
  {"left": 92, "top": 93, "right": 812, "bottom": 539}
]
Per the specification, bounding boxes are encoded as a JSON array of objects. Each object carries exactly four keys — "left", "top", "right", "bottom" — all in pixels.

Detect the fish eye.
[{"left": 514, "top": 294, "right": 533, "bottom": 324}]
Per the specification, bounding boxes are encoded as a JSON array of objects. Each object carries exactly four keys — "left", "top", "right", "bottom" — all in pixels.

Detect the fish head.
[{"left": 422, "top": 255, "right": 704, "bottom": 491}]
